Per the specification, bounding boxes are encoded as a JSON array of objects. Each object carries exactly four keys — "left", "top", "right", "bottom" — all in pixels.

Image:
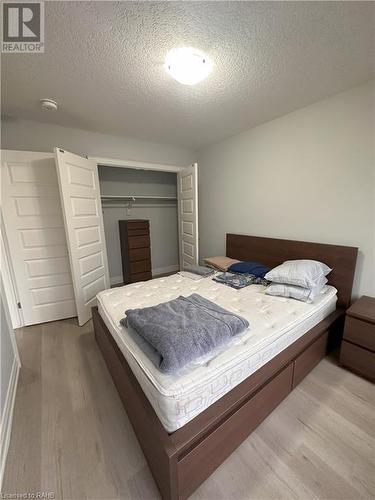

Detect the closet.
[
  {"left": 98, "top": 166, "right": 179, "bottom": 287},
  {"left": 1, "top": 148, "right": 198, "bottom": 328}
]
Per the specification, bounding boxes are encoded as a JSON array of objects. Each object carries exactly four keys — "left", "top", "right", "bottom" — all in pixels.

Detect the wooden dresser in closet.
[{"left": 119, "top": 220, "right": 152, "bottom": 284}]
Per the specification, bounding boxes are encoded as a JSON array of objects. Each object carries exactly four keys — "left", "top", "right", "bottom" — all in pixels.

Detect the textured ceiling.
[{"left": 2, "top": 1, "right": 374, "bottom": 149}]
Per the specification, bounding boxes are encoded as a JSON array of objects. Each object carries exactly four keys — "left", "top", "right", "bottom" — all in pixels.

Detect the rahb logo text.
[{"left": 2, "top": 2, "right": 44, "bottom": 53}]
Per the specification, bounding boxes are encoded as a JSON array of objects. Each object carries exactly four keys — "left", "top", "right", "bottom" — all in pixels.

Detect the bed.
[{"left": 93, "top": 234, "right": 358, "bottom": 500}]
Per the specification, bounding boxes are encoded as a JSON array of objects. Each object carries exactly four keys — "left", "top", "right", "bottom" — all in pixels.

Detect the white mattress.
[{"left": 97, "top": 275, "right": 337, "bottom": 432}]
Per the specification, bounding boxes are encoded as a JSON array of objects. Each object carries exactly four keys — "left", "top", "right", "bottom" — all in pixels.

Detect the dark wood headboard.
[{"left": 226, "top": 234, "right": 358, "bottom": 309}]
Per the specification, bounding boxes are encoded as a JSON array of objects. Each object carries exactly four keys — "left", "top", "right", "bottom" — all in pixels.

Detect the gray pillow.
[
  {"left": 265, "top": 281, "right": 328, "bottom": 303},
  {"left": 264, "top": 259, "right": 331, "bottom": 289}
]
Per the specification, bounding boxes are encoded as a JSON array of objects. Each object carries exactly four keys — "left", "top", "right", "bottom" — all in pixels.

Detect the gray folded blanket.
[
  {"left": 183, "top": 265, "right": 214, "bottom": 276},
  {"left": 120, "top": 293, "right": 249, "bottom": 374}
]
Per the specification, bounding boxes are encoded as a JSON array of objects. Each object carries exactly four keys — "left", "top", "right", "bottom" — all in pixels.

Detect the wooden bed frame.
[{"left": 93, "top": 234, "right": 358, "bottom": 500}]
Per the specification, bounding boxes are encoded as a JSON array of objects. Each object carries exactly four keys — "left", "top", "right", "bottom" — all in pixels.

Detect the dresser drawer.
[
  {"left": 130, "top": 271, "right": 152, "bottom": 283},
  {"left": 128, "top": 228, "right": 149, "bottom": 237},
  {"left": 119, "top": 220, "right": 151, "bottom": 285},
  {"left": 128, "top": 235, "right": 150, "bottom": 249},
  {"left": 127, "top": 221, "right": 149, "bottom": 230},
  {"left": 130, "top": 260, "right": 151, "bottom": 274},
  {"left": 340, "top": 340, "right": 375, "bottom": 382},
  {"left": 129, "top": 247, "right": 151, "bottom": 262},
  {"left": 343, "top": 316, "right": 375, "bottom": 352}
]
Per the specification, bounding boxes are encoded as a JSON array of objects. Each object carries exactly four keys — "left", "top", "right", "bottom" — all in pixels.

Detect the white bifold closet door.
[
  {"left": 54, "top": 148, "right": 109, "bottom": 326},
  {"left": 1, "top": 150, "right": 77, "bottom": 325},
  {"left": 178, "top": 163, "right": 199, "bottom": 268}
]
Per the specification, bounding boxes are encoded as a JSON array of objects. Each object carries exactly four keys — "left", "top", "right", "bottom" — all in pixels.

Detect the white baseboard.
[
  {"left": 110, "top": 265, "right": 179, "bottom": 286},
  {"left": 0, "top": 357, "right": 20, "bottom": 490}
]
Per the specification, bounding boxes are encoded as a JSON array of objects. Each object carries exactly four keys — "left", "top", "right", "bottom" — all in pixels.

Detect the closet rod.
[{"left": 100, "top": 195, "right": 177, "bottom": 201}]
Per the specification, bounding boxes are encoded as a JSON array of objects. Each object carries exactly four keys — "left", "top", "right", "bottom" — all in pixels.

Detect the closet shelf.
[{"left": 101, "top": 195, "right": 177, "bottom": 201}]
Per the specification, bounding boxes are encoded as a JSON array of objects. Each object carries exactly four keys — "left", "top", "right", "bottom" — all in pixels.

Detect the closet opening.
[{"left": 98, "top": 165, "right": 179, "bottom": 287}]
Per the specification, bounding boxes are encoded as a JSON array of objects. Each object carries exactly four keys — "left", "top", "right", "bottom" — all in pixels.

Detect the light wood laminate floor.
[{"left": 3, "top": 318, "right": 375, "bottom": 499}]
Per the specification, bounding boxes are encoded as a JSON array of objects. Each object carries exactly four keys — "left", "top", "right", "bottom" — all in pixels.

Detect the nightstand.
[{"left": 340, "top": 296, "right": 375, "bottom": 382}]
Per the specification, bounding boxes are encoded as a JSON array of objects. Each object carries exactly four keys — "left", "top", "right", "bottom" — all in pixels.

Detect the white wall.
[
  {"left": 0, "top": 276, "right": 20, "bottom": 488},
  {"left": 99, "top": 167, "right": 179, "bottom": 283},
  {"left": 197, "top": 81, "right": 375, "bottom": 298},
  {"left": 1, "top": 118, "right": 194, "bottom": 166},
  {"left": 0, "top": 292, "right": 15, "bottom": 413},
  {"left": 99, "top": 166, "right": 177, "bottom": 197}
]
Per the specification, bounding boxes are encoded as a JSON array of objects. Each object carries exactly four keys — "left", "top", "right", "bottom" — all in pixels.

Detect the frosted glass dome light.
[{"left": 165, "top": 47, "right": 212, "bottom": 85}]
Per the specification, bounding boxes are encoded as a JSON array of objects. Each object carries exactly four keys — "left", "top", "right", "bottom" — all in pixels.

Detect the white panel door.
[
  {"left": 54, "top": 148, "right": 109, "bottom": 326},
  {"left": 1, "top": 150, "right": 77, "bottom": 326},
  {"left": 177, "top": 163, "right": 199, "bottom": 269}
]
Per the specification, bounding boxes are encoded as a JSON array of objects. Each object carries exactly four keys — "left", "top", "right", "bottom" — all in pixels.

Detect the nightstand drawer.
[
  {"left": 343, "top": 316, "right": 375, "bottom": 352},
  {"left": 340, "top": 340, "right": 375, "bottom": 382}
]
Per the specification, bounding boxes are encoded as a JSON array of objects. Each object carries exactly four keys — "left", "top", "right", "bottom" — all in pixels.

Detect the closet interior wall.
[{"left": 98, "top": 166, "right": 179, "bottom": 285}]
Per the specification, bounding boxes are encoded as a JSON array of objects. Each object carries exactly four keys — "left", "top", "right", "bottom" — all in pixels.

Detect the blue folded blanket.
[{"left": 121, "top": 293, "right": 249, "bottom": 374}]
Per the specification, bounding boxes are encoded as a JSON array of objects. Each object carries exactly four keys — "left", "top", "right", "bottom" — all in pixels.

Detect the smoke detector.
[{"left": 40, "top": 99, "right": 58, "bottom": 111}]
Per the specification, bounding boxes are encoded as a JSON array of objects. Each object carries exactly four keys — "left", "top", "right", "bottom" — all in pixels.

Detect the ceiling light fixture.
[
  {"left": 165, "top": 47, "right": 212, "bottom": 85},
  {"left": 40, "top": 98, "right": 58, "bottom": 111}
]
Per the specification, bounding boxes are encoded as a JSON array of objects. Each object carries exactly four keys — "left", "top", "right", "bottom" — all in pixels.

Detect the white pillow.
[
  {"left": 265, "top": 280, "right": 328, "bottom": 303},
  {"left": 264, "top": 259, "right": 331, "bottom": 289}
]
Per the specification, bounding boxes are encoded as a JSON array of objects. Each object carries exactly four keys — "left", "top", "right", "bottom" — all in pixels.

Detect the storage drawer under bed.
[
  {"left": 292, "top": 331, "right": 329, "bottom": 387},
  {"left": 176, "top": 329, "right": 330, "bottom": 498},
  {"left": 177, "top": 363, "right": 293, "bottom": 499}
]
